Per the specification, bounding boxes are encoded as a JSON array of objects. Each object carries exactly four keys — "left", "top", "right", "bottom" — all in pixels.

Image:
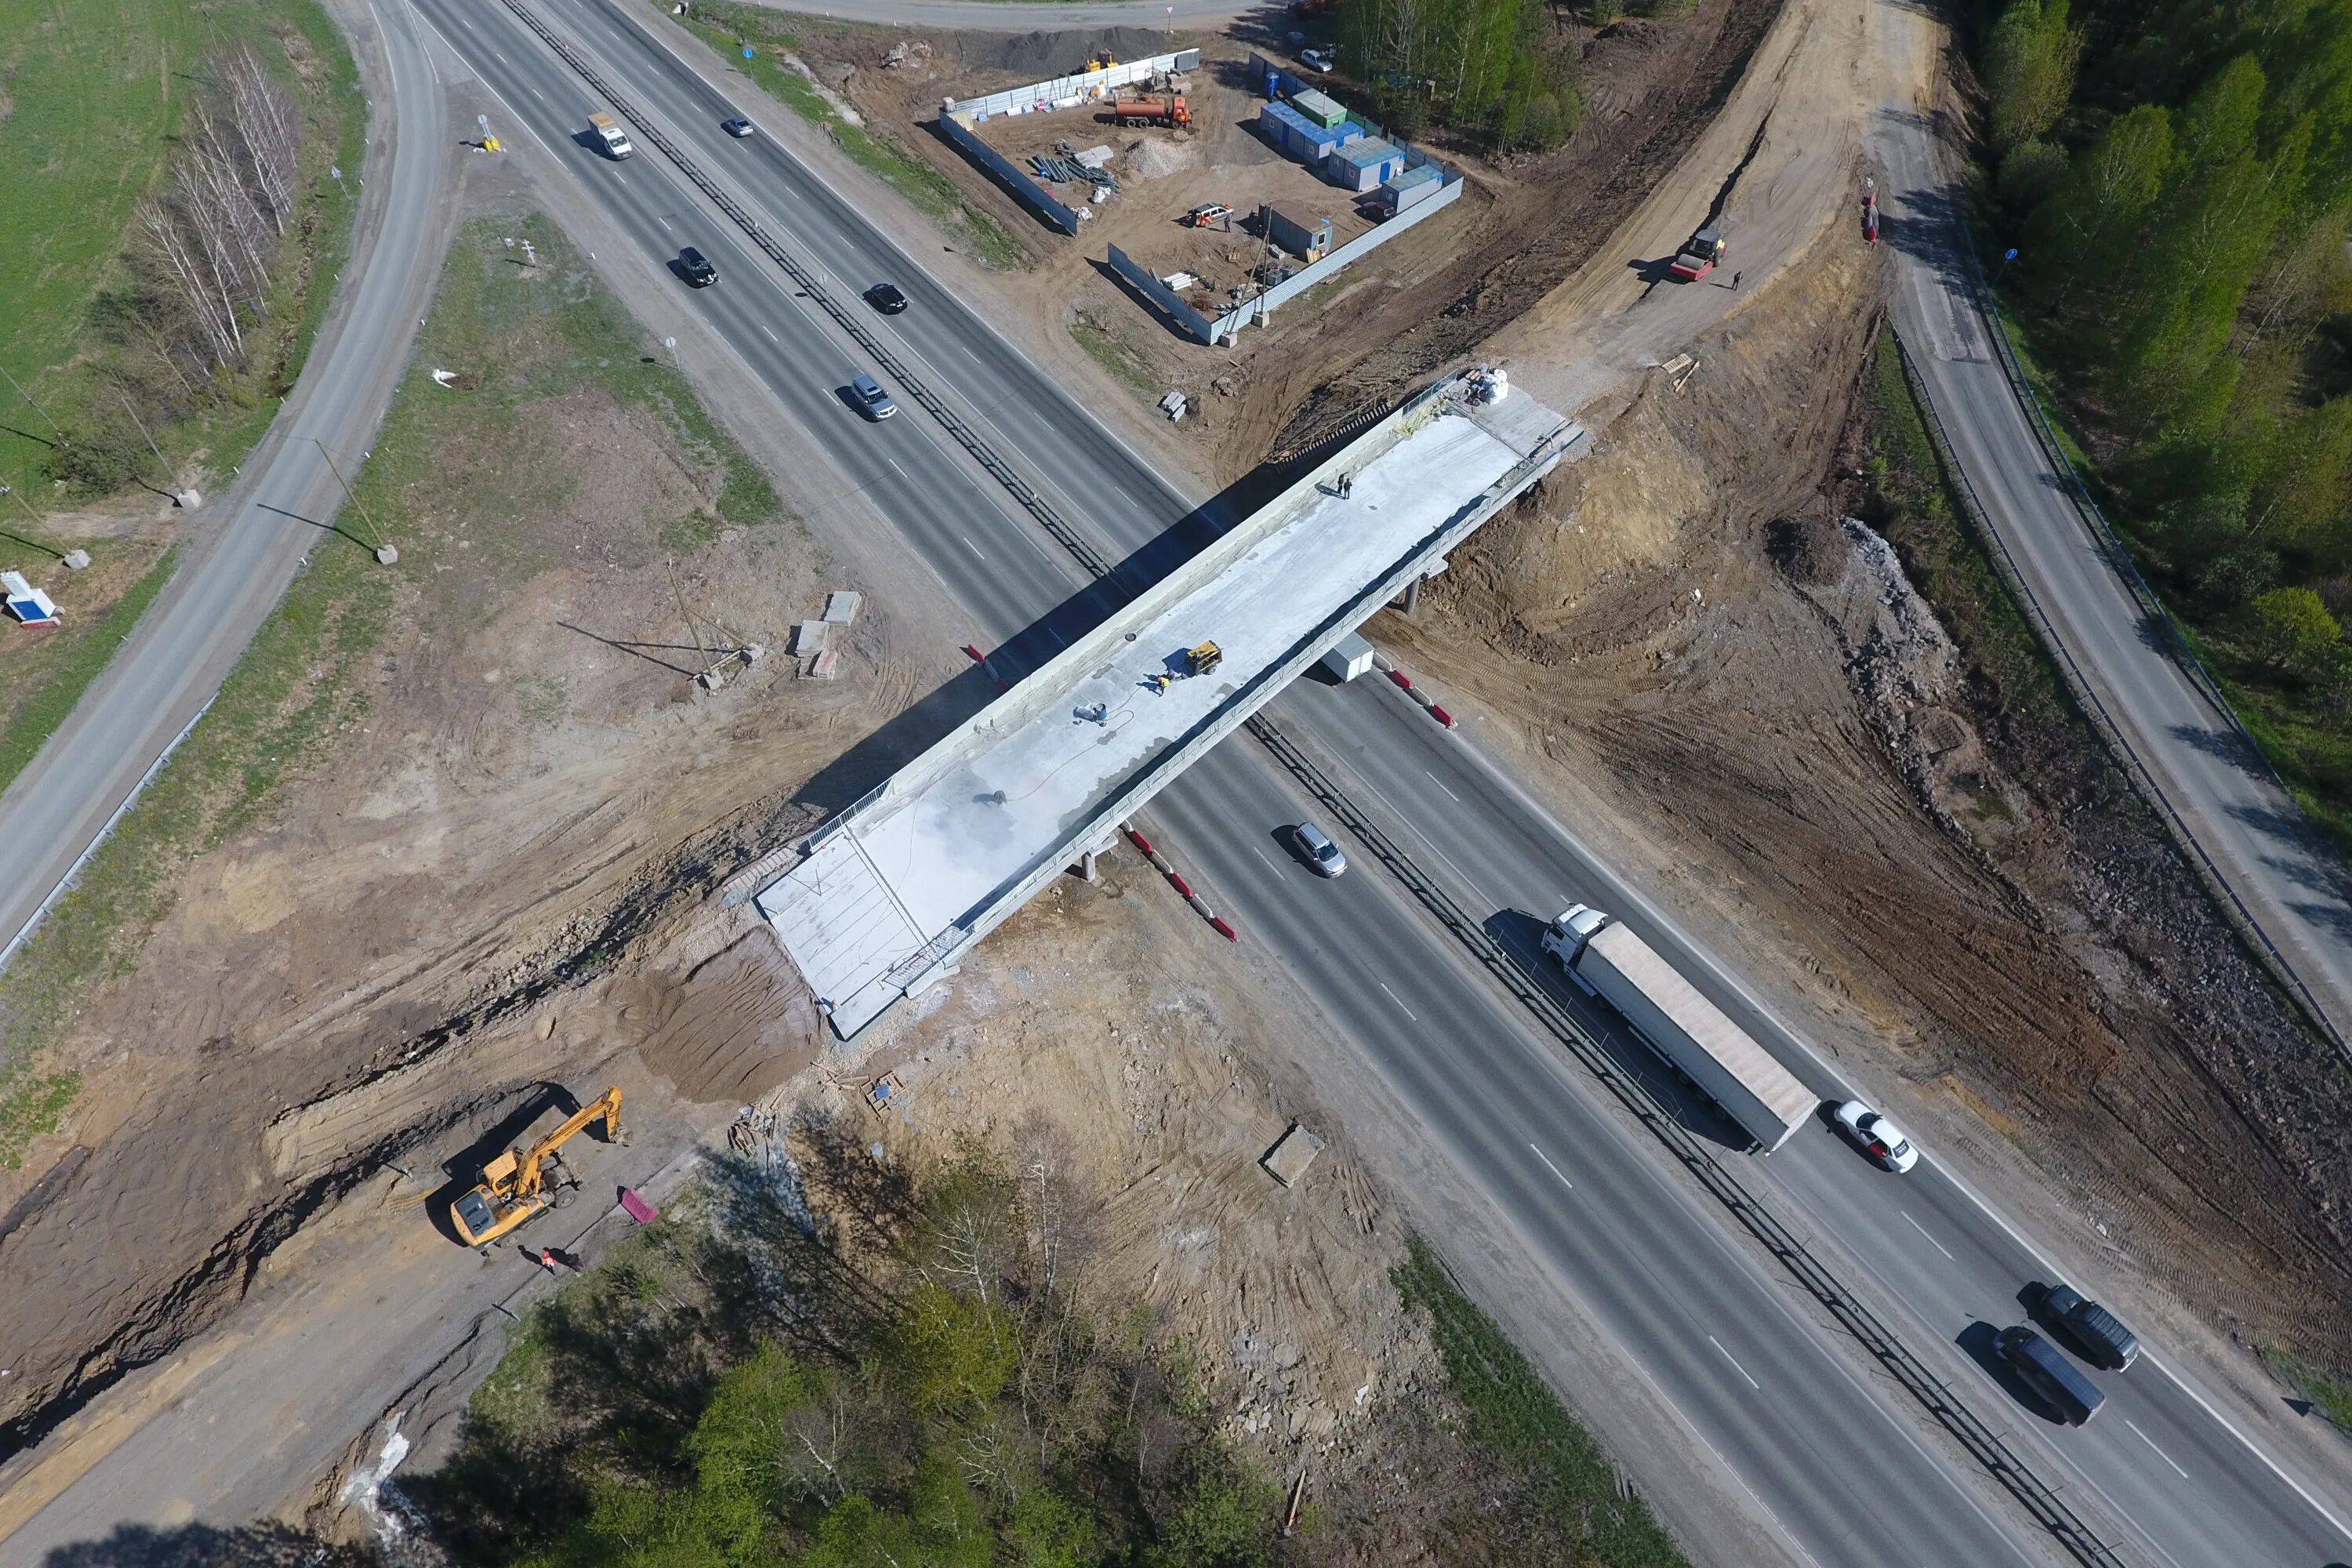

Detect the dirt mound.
[
  {"left": 1385, "top": 227, "right": 2352, "bottom": 1359},
  {"left": 950, "top": 27, "right": 1184, "bottom": 82},
  {"left": 1126, "top": 135, "right": 1197, "bottom": 180}
]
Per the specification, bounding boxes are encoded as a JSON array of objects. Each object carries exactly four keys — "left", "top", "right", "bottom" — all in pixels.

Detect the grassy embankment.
[
  {"left": 0, "top": 213, "right": 779, "bottom": 1163},
  {"left": 0, "top": 0, "right": 367, "bottom": 493},
  {"left": 663, "top": 0, "right": 1025, "bottom": 270}
]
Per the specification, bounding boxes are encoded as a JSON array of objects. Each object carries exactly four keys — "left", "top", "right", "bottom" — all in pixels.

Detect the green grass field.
[{"left": 0, "top": 0, "right": 364, "bottom": 497}]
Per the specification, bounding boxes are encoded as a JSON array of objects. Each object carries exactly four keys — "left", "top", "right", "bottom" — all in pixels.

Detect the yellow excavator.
[{"left": 450, "top": 1085, "right": 624, "bottom": 1247}]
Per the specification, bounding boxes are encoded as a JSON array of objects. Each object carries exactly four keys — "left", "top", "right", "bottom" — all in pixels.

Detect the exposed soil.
[
  {"left": 798, "top": 0, "right": 1787, "bottom": 482},
  {"left": 0, "top": 191, "right": 953, "bottom": 1465},
  {"left": 1377, "top": 218, "right": 2352, "bottom": 1365}
]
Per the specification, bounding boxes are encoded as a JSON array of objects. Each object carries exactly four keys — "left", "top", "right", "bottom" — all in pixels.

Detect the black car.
[
  {"left": 679, "top": 246, "right": 717, "bottom": 287},
  {"left": 1995, "top": 1326, "right": 2105, "bottom": 1426},
  {"left": 721, "top": 114, "right": 754, "bottom": 138},
  {"left": 2039, "top": 1283, "right": 2141, "bottom": 1370},
  {"left": 866, "top": 282, "right": 909, "bottom": 314}
]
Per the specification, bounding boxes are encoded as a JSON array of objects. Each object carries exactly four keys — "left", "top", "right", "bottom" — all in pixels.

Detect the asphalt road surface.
[
  {"left": 396, "top": 1, "right": 2352, "bottom": 1562},
  {"left": 1873, "top": 104, "right": 2352, "bottom": 1045},
  {"left": 0, "top": 1, "right": 452, "bottom": 964}
]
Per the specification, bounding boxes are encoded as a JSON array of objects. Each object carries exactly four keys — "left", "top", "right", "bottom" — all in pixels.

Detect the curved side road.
[
  {"left": 1873, "top": 100, "right": 2352, "bottom": 1045},
  {"left": 0, "top": 0, "right": 452, "bottom": 963}
]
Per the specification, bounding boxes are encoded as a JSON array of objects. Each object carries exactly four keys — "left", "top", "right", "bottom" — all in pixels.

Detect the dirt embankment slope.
[{"left": 1381, "top": 220, "right": 2352, "bottom": 1363}]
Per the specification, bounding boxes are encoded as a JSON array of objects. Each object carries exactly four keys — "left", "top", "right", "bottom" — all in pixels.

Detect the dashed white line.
[
  {"left": 2125, "top": 1419, "right": 2191, "bottom": 1480},
  {"left": 886, "top": 457, "right": 907, "bottom": 478},
  {"left": 1528, "top": 1143, "right": 1573, "bottom": 1192},
  {"left": 1377, "top": 982, "right": 1417, "bottom": 1022},
  {"left": 655, "top": 215, "right": 671, "bottom": 232},
  {"left": 1708, "top": 1335, "right": 1762, "bottom": 1392},
  {"left": 528, "top": 86, "right": 545, "bottom": 103},
  {"left": 1900, "top": 1210, "right": 1955, "bottom": 1261},
  {"left": 960, "top": 535, "right": 985, "bottom": 561},
  {"left": 760, "top": 324, "right": 778, "bottom": 343},
  {"left": 1425, "top": 769, "right": 1461, "bottom": 803},
  {"left": 1249, "top": 844, "right": 1287, "bottom": 882}
]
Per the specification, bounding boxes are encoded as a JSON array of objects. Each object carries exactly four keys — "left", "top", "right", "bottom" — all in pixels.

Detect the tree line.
[
  {"left": 1334, "top": 0, "right": 1583, "bottom": 152},
  {"left": 54, "top": 43, "right": 303, "bottom": 492},
  {"left": 1979, "top": 0, "right": 2352, "bottom": 803}
]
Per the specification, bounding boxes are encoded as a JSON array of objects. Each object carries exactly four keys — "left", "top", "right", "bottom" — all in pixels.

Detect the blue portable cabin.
[
  {"left": 1258, "top": 100, "right": 1359, "bottom": 165},
  {"left": 1323, "top": 136, "right": 1403, "bottom": 193},
  {"left": 1374, "top": 162, "right": 1444, "bottom": 216}
]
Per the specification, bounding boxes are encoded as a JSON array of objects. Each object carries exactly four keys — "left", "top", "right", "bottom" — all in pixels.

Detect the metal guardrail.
[
  {"left": 1889, "top": 329, "right": 2346, "bottom": 1058},
  {"left": 1245, "top": 716, "right": 2132, "bottom": 1568},
  {"left": 500, "top": 5, "right": 2129, "bottom": 1554},
  {"left": 499, "top": 0, "right": 1116, "bottom": 585}
]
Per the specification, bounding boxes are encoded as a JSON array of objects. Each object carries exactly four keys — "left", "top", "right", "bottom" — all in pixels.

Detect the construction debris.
[
  {"left": 2, "top": 571, "right": 60, "bottom": 626},
  {"left": 1261, "top": 1122, "right": 1325, "bottom": 1188},
  {"left": 821, "top": 590, "right": 863, "bottom": 626},
  {"left": 866, "top": 1070, "right": 908, "bottom": 1116},
  {"left": 1159, "top": 390, "right": 1189, "bottom": 423},
  {"left": 789, "top": 619, "right": 829, "bottom": 655}
]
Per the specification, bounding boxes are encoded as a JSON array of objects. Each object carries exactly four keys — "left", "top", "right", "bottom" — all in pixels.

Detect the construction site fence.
[
  {"left": 1107, "top": 241, "right": 1219, "bottom": 341},
  {"left": 947, "top": 49, "right": 1202, "bottom": 122},
  {"left": 936, "top": 111, "right": 1080, "bottom": 235},
  {"left": 1207, "top": 176, "right": 1462, "bottom": 344}
]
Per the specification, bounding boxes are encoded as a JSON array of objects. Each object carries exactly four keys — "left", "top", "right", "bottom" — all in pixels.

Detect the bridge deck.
[{"left": 762, "top": 379, "right": 1576, "bottom": 1035}]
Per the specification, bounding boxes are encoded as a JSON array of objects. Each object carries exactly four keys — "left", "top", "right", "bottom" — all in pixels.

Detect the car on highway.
[
  {"left": 849, "top": 372, "right": 897, "bottom": 420},
  {"left": 866, "top": 282, "right": 910, "bottom": 315},
  {"left": 1832, "top": 1099, "right": 1918, "bottom": 1172},
  {"left": 677, "top": 246, "right": 717, "bottom": 287},
  {"left": 1301, "top": 47, "right": 1336, "bottom": 72},
  {"left": 1287, "top": 820, "right": 1348, "bottom": 878},
  {"left": 1995, "top": 1325, "right": 2106, "bottom": 1425},
  {"left": 721, "top": 114, "right": 754, "bottom": 138},
  {"left": 2038, "top": 1282, "right": 2140, "bottom": 1370}
]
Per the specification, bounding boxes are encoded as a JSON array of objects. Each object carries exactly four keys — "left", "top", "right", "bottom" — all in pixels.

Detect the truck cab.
[{"left": 1541, "top": 904, "right": 1611, "bottom": 991}]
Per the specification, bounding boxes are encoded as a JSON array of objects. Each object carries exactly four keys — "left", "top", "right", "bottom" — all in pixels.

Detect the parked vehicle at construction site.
[
  {"left": 449, "top": 1085, "right": 624, "bottom": 1247},
  {"left": 1541, "top": 905, "right": 1817, "bottom": 1152},
  {"left": 1107, "top": 94, "right": 1190, "bottom": 129},
  {"left": 1185, "top": 202, "right": 1234, "bottom": 228},
  {"left": 1668, "top": 227, "right": 1726, "bottom": 281}
]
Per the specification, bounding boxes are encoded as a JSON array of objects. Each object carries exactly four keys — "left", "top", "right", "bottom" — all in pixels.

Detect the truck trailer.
[
  {"left": 1542, "top": 905, "right": 1817, "bottom": 1152},
  {"left": 1108, "top": 94, "right": 1191, "bottom": 128}
]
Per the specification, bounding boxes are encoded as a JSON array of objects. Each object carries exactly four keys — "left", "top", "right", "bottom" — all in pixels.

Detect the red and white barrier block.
[{"left": 1123, "top": 822, "right": 1238, "bottom": 941}]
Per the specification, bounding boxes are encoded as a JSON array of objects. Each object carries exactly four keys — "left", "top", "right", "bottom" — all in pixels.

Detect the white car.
[
  {"left": 1834, "top": 1100, "right": 1919, "bottom": 1172},
  {"left": 1301, "top": 47, "right": 1335, "bottom": 72}
]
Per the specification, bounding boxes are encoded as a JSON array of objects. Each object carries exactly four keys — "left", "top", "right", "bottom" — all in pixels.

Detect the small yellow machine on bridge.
[
  {"left": 1184, "top": 641, "right": 1223, "bottom": 677},
  {"left": 450, "top": 1085, "right": 624, "bottom": 1248}
]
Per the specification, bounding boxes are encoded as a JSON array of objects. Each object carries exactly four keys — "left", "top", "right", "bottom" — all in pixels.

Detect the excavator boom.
[{"left": 449, "top": 1086, "right": 623, "bottom": 1247}]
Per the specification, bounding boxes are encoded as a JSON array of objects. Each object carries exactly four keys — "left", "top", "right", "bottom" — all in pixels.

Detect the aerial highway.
[
  {"left": 0, "top": 2, "right": 451, "bottom": 961},
  {"left": 387, "top": 0, "right": 2352, "bottom": 1563}
]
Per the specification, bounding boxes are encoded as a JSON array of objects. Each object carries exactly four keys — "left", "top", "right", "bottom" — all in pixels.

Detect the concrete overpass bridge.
[{"left": 757, "top": 372, "right": 1582, "bottom": 1037}]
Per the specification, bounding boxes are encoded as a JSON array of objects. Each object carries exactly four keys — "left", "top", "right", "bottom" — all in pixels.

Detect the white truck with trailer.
[
  {"left": 588, "top": 111, "right": 634, "bottom": 158},
  {"left": 1542, "top": 904, "right": 1817, "bottom": 1152}
]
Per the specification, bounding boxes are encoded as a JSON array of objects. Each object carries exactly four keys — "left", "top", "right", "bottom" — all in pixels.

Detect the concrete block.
[
  {"left": 822, "top": 590, "right": 862, "bottom": 625},
  {"left": 1261, "top": 1123, "right": 1325, "bottom": 1188},
  {"left": 791, "top": 619, "right": 829, "bottom": 654}
]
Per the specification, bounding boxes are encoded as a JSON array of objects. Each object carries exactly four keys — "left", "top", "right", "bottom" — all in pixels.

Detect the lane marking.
[
  {"left": 655, "top": 215, "right": 671, "bottom": 232},
  {"left": 1708, "top": 1335, "right": 1762, "bottom": 1392},
  {"left": 1528, "top": 1143, "right": 1573, "bottom": 1192},
  {"left": 528, "top": 85, "right": 545, "bottom": 103},
  {"left": 1377, "top": 982, "right": 1417, "bottom": 1022},
  {"left": 886, "top": 457, "right": 907, "bottom": 479},
  {"left": 2125, "top": 1419, "right": 2191, "bottom": 1481},
  {"left": 960, "top": 535, "right": 985, "bottom": 561},
  {"left": 760, "top": 323, "right": 778, "bottom": 343},
  {"left": 1248, "top": 844, "right": 1287, "bottom": 882},
  {"left": 962, "top": 344, "right": 982, "bottom": 363},
  {"left": 1900, "top": 1210, "right": 1955, "bottom": 1261},
  {"left": 1425, "top": 769, "right": 1461, "bottom": 803}
]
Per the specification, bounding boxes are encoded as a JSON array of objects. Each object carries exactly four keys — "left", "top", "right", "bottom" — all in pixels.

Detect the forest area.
[
  {"left": 399, "top": 1133, "right": 1687, "bottom": 1568},
  {"left": 1976, "top": 0, "right": 2352, "bottom": 840},
  {"left": 1334, "top": 0, "right": 1586, "bottom": 151}
]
